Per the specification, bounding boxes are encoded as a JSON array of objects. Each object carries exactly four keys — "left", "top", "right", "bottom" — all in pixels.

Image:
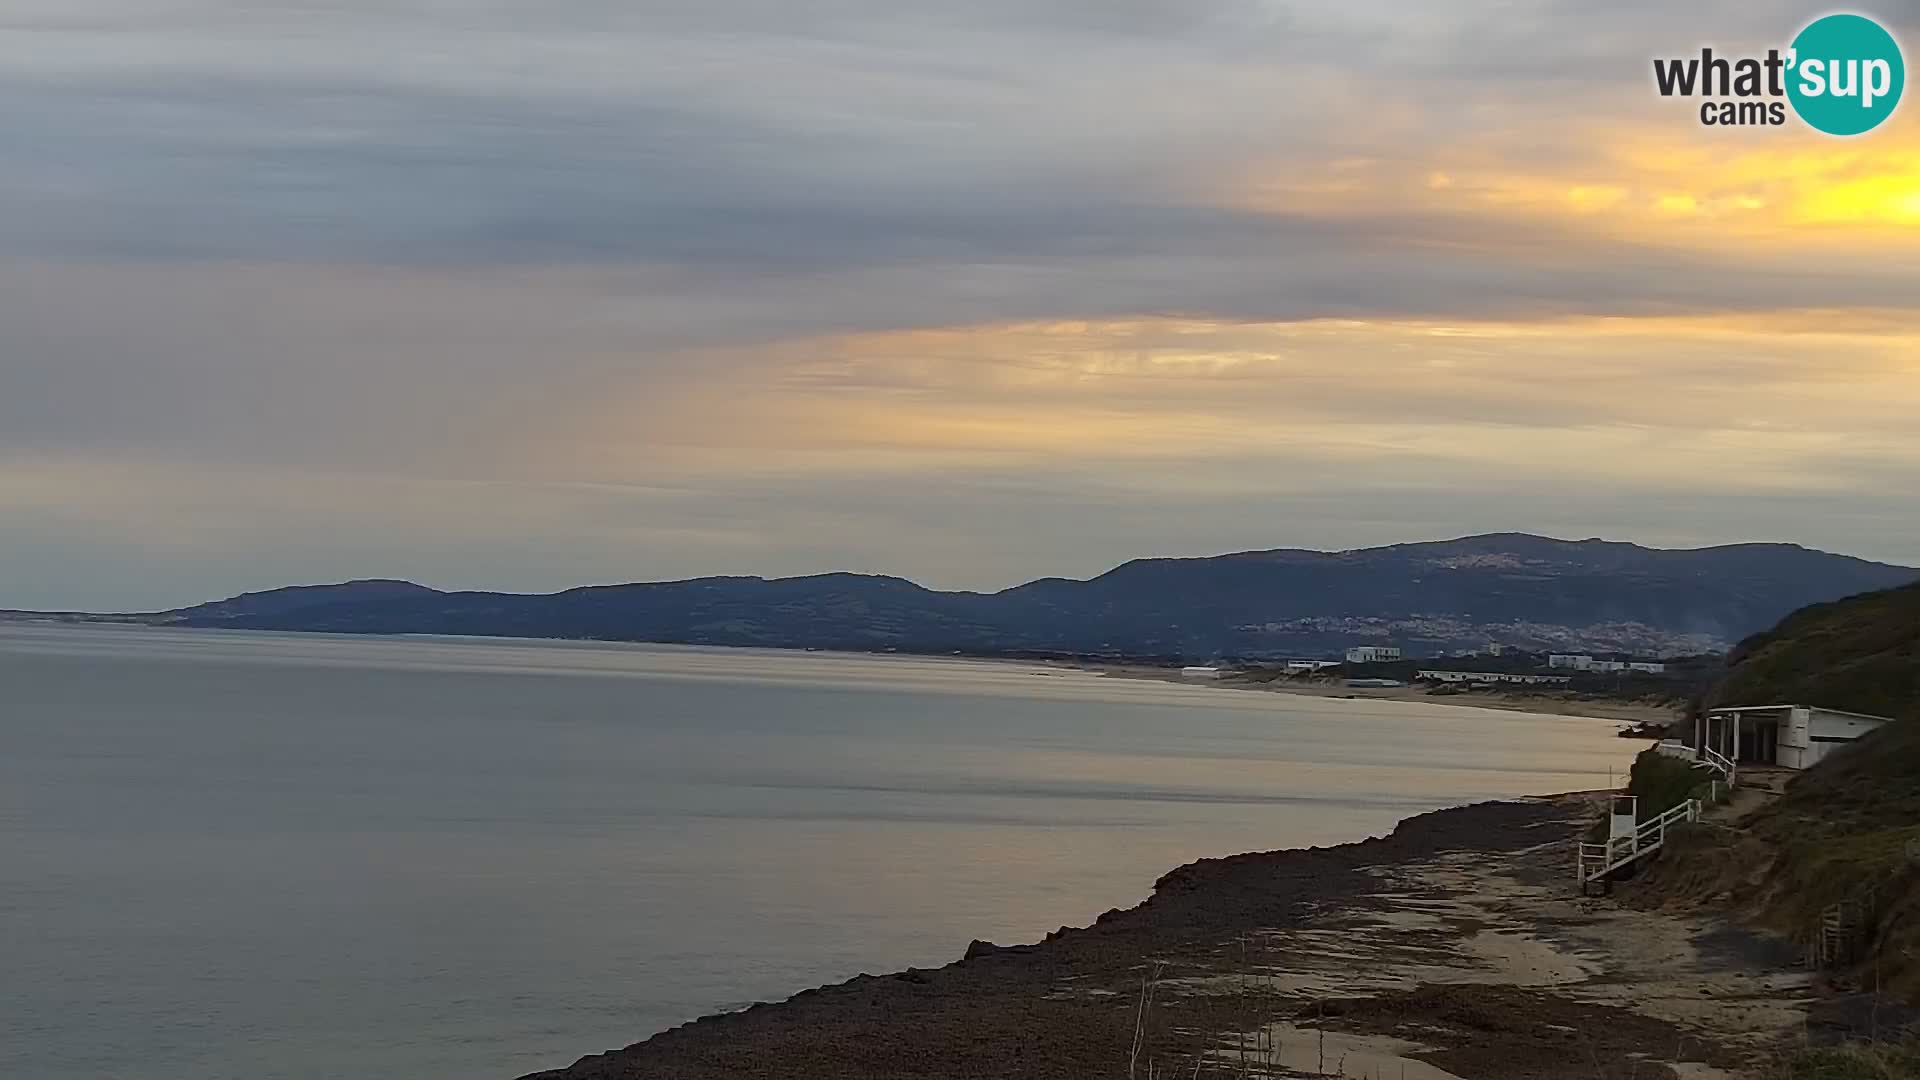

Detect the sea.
[{"left": 0, "top": 624, "right": 1641, "bottom": 1079}]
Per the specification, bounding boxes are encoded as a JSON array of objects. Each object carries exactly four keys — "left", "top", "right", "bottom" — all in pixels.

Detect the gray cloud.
[
  {"left": 0, "top": 1, "right": 1837, "bottom": 265},
  {"left": 1, "top": 0, "right": 1909, "bottom": 287},
  {"left": 4, "top": 1, "right": 1920, "bottom": 606}
]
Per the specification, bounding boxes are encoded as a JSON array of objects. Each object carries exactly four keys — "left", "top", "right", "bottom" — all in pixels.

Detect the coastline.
[
  {"left": 0, "top": 619, "right": 1689, "bottom": 729},
  {"left": 2, "top": 619, "right": 1683, "bottom": 731},
  {"left": 1091, "top": 663, "right": 1684, "bottom": 726},
  {"left": 517, "top": 793, "right": 1852, "bottom": 1080}
]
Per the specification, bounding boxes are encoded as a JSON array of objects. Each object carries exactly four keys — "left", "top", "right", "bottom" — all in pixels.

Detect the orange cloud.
[
  {"left": 520, "top": 310, "right": 1920, "bottom": 502},
  {"left": 1223, "top": 113, "right": 1920, "bottom": 251}
]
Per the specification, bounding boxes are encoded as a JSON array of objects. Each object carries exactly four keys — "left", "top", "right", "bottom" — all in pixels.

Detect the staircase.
[
  {"left": 1577, "top": 797, "right": 1703, "bottom": 887},
  {"left": 1579, "top": 740, "right": 1737, "bottom": 888},
  {"left": 1699, "top": 745, "right": 1737, "bottom": 786},
  {"left": 1817, "top": 902, "right": 1863, "bottom": 967},
  {"left": 1811, "top": 890, "right": 1881, "bottom": 970}
]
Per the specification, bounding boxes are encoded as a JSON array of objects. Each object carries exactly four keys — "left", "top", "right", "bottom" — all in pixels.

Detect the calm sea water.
[{"left": 2, "top": 625, "right": 1639, "bottom": 1080}]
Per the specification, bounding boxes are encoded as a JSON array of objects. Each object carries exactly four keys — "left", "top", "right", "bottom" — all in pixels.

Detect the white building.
[
  {"left": 1416, "top": 669, "right": 1572, "bottom": 686},
  {"left": 1696, "top": 704, "right": 1895, "bottom": 770},
  {"left": 1179, "top": 666, "right": 1222, "bottom": 679},
  {"left": 1282, "top": 659, "right": 1342, "bottom": 675},
  {"left": 1549, "top": 654, "right": 1666, "bottom": 675},
  {"left": 1345, "top": 646, "right": 1403, "bottom": 664}
]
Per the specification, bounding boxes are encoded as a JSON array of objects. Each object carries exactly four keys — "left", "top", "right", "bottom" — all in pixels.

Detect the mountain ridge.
[{"left": 16, "top": 533, "right": 1918, "bottom": 660}]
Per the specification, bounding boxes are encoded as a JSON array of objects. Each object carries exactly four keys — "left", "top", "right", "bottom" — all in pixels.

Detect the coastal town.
[{"left": 1181, "top": 643, "right": 1692, "bottom": 695}]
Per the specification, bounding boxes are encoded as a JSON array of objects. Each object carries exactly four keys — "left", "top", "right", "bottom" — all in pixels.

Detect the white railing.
[
  {"left": 1653, "top": 740, "right": 1697, "bottom": 764},
  {"left": 1699, "top": 745, "right": 1737, "bottom": 787},
  {"left": 1650, "top": 739, "right": 1737, "bottom": 787},
  {"left": 1577, "top": 798, "right": 1701, "bottom": 884}
]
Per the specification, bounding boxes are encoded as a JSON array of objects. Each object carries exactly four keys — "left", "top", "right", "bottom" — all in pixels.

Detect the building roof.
[{"left": 1706, "top": 703, "right": 1895, "bottom": 723}]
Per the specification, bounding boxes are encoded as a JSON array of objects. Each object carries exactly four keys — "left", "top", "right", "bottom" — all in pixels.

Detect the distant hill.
[
  {"left": 35, "top": 533, "right": 1912, "bottom": 660},
  {"left": 1708, "top": 580, "right": 1920, "bottom": 717}
]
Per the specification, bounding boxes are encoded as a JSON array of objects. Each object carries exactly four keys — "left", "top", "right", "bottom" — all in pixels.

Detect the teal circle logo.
[{"left": 1787, "top": 13, "right": 1905, "bottom": 136}]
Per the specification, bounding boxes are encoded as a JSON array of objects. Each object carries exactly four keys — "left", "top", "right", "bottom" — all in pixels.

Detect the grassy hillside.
[
  {"left": 1634, "top": 582, "right": 1920, "bottom": 1003},
  {"left": 1767, "top": 712, "right": 1920, "bottom": 836},
  {"left": 1631, "top": 715, "right": 1920, "bottom": 1003},
  {"left": 1754, "top": 715, "right": 1920, "bottom": 982},
  {"left": 1708, "top": 580, "right": 1920, "bottom": 717}
]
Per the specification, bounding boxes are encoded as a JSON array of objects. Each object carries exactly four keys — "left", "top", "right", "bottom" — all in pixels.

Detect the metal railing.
[
  {"left": 1577, "top": 797, "right": 1702, "bottom": 884},
  {"left": 1652, "top": 740, "right": 1698, "bottom": 763},
  {"left": 1699, "top": 745, "right": 1737, "bottom": 787},
  {"left": 1651, "top": 740, "right": 1737, "bottom": 787}
]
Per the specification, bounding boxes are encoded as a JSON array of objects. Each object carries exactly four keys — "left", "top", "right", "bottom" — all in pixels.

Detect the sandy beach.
[{"left": 1091, "top": 664, "right": 1685, "bottom": 726}]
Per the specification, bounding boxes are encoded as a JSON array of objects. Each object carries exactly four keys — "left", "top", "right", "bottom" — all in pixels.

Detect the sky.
[{"left": 5, "top": 1, "right": 1920, "bottom": 610}]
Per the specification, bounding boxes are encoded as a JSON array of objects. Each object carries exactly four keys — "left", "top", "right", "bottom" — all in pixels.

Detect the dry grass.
[{"left": 1770, "top": 1035, "right": 1920, "bottom": 1079}]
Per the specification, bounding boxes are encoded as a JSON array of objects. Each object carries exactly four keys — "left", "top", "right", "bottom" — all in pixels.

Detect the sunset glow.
[{"left": 3, "top": 1, "right": 1918, "bottom": 607}]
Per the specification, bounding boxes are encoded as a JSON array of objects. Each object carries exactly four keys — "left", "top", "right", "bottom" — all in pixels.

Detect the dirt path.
[{"left": 1217, "top": 809, "right": 1815, "bottom": 1078}]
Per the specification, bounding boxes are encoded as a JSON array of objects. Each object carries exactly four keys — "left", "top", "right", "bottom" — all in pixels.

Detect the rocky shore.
[{"left": 516, "top": 794, "right": 1885, "bottom": 1080}]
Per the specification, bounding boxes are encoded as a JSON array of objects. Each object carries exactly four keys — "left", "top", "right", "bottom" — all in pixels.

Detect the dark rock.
[{"left": 962, "top": 940, "right": 1002, "bottom": 960}]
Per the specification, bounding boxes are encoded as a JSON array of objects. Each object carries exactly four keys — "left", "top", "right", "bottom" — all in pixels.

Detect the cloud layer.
[{"left": 3, "top": 1, "right": 1919, "bottom": 608}]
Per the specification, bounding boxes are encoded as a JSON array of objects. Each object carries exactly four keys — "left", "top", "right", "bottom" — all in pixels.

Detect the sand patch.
[
  {"left": 1209, "top": 1023, "right": 1468, "bottom": 1080},
  {"left": 1172, "top": 830, "right": 1820, "bottom": 1075},
  {"left": 1460, "top": 929, "right": 1594, "bottom": 985}
]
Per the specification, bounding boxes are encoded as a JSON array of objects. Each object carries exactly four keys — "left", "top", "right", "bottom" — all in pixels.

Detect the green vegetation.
[
  {"left": 1636, "top": 714, "right": 1920, "bottom": 999},
  {"left": 1711, "top": 580, "right": 1920, "bottom": 716},
  {"left": 1630, "top": 582, "right": 1920, "bottom": 1002},
  {"left": 1763, "top": 708, "right": 1920, "bottom": 834},
  {"left": 1771, "top": 1036, "right": 1920, "bottom": 1079},
  {"left": 1746, "top": 716, "right": 1920, "bottom": 999},
  {"left": 1585, "top": 748, "right": 1723, "bottom": 841},
  {"left": 1625, "top": 749, "right": 1721, "bottom": 820}
]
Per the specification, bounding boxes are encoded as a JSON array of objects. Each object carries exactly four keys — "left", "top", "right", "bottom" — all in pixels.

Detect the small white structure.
[
  {"left": 1578, "top": 791, "right": 1706, "bottom": 888},
  {"left": 1345, "top": 645, "right": 1402, "bottom": 664},
  {"left": 1282, "top": 659, "right": 1341, "bottom": 675},
  {"left": 1607, "top": 794, "right": 1639, "bottom": 843},
  {"left": 1416, "top": 670, "right": 1572, "bottom": 686},
  {"left": 1179, "top": 666, "right": 1222, "bottom": 679},
  {"left": 1549, "top": 654, "right": 1666, "bottom": 674},
  {"left": 1697, "top": 704, "right": 1895, "bottom": 770}
]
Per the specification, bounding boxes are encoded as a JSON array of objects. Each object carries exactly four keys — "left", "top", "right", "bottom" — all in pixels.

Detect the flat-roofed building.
[
  {"left": 1345, "top": 645, "right": 1402, "bottom": 664},
  {"left": 1696, "top": 704, "right": 1894, "bottom": 770},
  {"left": 1415, "top": 670, "right": 1572, "bottom": 686}
]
